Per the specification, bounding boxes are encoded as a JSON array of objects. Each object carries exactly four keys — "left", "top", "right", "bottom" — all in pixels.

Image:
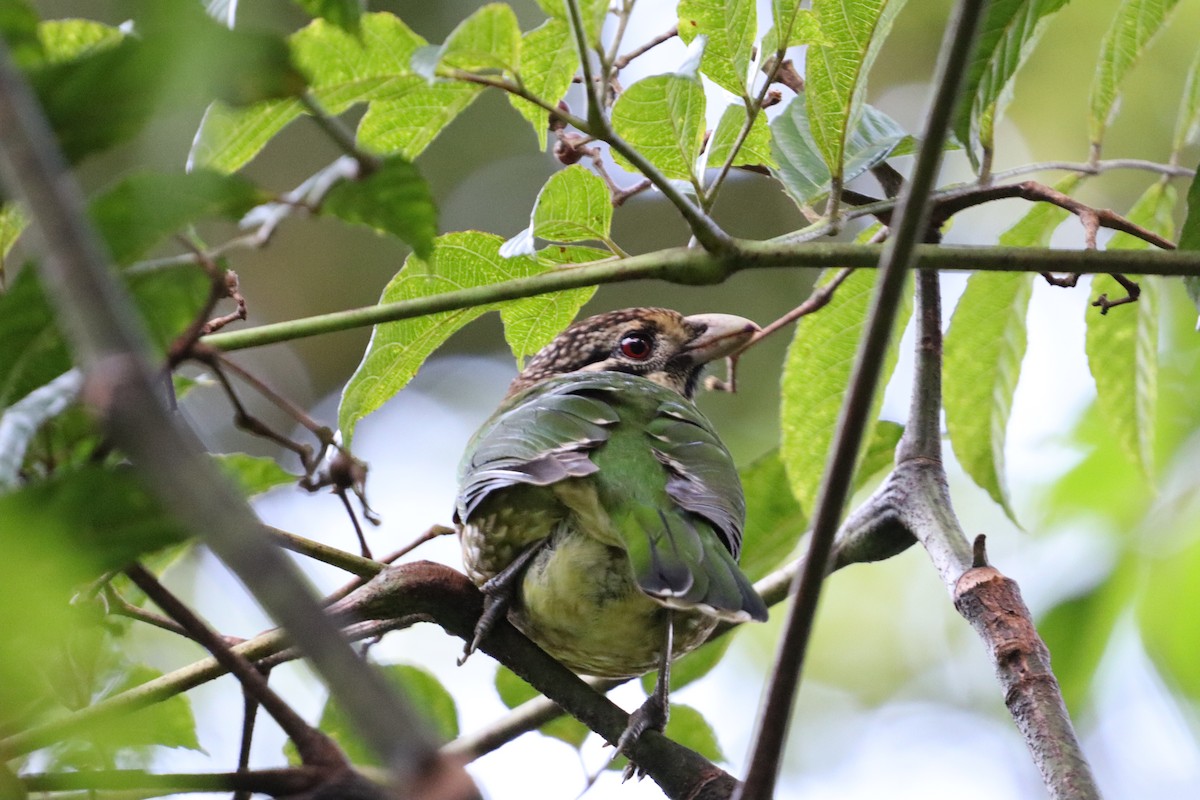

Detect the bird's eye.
[{"left": 618, "top": 332, "right": 653, "bottom": 360}]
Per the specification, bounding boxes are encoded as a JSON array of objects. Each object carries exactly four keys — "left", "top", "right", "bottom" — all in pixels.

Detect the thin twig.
[
  {"left": 267, "top": 526, "right": 382, "bottom": 578},
  {"left": 298, "top": 92, "right": 380, "bottom": 174},
  {"left": 612, "top": 26, "right": 678, "bottom": 71},
  {"left": 124, "top": 564, "right": 344, "bottom": 768},
  {"left": 991, "top": 157, "right": 1195, "bottom": 182},
  {"left": 1091, "top": 273, "right": 1141, "bottom": 314},
  {"left": 232, "top": 668, "right": 269, "bottom": 800},
  {"left": 706, "top": 265, "right": 860, "bottom": 393},
  {"left": 562, "top": 0, "right": 732, "bottom": 254},
  {"left": 930, "top": 180, "right": 1176, "bottom": 250}
]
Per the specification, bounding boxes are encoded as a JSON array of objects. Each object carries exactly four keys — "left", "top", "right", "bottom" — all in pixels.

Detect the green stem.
[
  {"left": 202, "top": 243, "right": 1200, "bottom": 352},
  {"left": 268, "top": 527, "right": 383, "bottom": 578}
]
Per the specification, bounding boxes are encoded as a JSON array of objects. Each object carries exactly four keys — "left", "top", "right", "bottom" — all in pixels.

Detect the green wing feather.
[{"left": 457, "top": 372, "right": 766, "bottom": 623}]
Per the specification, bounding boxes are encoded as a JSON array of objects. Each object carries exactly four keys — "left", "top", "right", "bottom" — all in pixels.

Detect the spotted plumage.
[{"left": 454, "top": 307, "right": 767, "bottom": 769}]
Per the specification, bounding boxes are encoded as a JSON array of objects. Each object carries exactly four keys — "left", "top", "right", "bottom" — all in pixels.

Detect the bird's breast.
[
  {"left": 458, "top": 483, "right": 717, "bottom": 677},
  {"left": 512, "top": 525, "right": 717, "bottom": 677}
]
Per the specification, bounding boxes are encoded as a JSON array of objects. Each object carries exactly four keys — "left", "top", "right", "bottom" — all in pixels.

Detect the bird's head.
[{"left": 508, "top": 307, "right": 759, "bottom": 399}]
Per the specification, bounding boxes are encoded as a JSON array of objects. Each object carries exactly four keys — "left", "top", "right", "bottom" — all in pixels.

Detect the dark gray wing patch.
[
  {"left": 645, "top": 399, "right": 745, "bottom": 559},
  {"left": 457, "top": 381, "right": 619, "bottom": 521}
]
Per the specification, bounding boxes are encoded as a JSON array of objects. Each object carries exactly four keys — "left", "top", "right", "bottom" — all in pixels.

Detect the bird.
[{"left": 454, "top": 307, "right": 768, "bottom": 773}]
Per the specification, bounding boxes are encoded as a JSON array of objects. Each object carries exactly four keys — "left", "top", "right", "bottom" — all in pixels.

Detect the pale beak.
[{"left": 682, "top": 313, "right": 760, "bottom": 364}]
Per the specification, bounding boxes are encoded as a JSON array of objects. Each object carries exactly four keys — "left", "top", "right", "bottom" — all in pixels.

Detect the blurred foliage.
[{"left": 1, "top": 0, "right": 1199, "bottom": 796}]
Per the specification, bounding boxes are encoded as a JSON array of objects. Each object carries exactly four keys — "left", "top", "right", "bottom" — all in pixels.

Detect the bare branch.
[{"left": 612, "top": 26, "right": 678, "bottom": 71}]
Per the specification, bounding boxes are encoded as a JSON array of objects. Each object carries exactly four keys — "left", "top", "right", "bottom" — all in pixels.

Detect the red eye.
[{"left": 619, "top": 333, "right": 653, "bottom": 360}]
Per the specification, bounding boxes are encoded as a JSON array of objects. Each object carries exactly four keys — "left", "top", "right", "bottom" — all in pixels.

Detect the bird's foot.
[
  {"left": 458, "top": 589, "right": 507, "bottom": 666},
  {"left": 458, "top": 541, "right": 545, "bottom": 666},
  {"left": 615, "top": 693, "right": 668, "bottom": 782}
]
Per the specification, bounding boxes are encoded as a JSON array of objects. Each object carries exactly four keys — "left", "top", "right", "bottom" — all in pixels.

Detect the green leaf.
[
  {"left": 0, "top": 268, "right": 71, "bottom": 409},
  {"left": 494, "top": 666, "right": 589, "bottom": 748},
  {"left": 1182, "top": 166, "right": 1200, "bottom": 250},
  {"left": 0, "top": 0, "right": 42, "bottom": 67},
  {"left": 534, "top": 0, "right": 607, "bottom": 46},
  {"left": 28, "top": 1, "right": 302, "bottom": 163},
  {"left": 664, "top": 704, "right": 723, "bottom": 763},
  {"left": 943, "top": 177, "right": 1080, "bottom": 523},
  {"left": 321, "top": 156, "right": 437, "bottom": 260},
  {"left": 804, "top": 0, "right": 907, "bottom": 189},
  {"left": 1139, "top": 525, "right": 1200, "bottom": 702},
  {"left": 0, "top": 203, "right": 26, "bottom": 282},
  {"left": 338, "top": 232, "right": 595, "bottom": 445},
  {"left": 780, "top": 263, "right": 910, "bottom": 517},
  {"left": 356, "top": 82, "right": 483, "bottom": 159},
  {"left": 1182, "top": 167, "right": 1200, "bottom": 313},
  {"left": 509, "top": 19, "right": 577, "bottom": 150},
  {"left": 95, "top": 664, "right": 202, "bottom": 752},
  {"left": 88, "top": 170, "right": 263, "bottom": 266},
  {"left": 531, "top": 165, "right": 612, "bottom": 246},
  {"left": 0, "top": 370, "right": 81, "bottom": 492},
  {"left": 945, "top": 271, "right": 1032, "bottom": 523},
  {"left": 1171, "top": 49, "right": 1200, "bottom": 155},
  {"left": 709, "top": 105, "right": 777, "bottom": 169},
  {"left": 677, "top": 0, "right": 757, "bottom": 97},
  {"left": 1089, "top": 0, "right": 1183, "bottom": 153},
  {"left": 0, "top": 261, "right": 208, "bottom": 410},
  {"left": 1086, "top": 183, "right": 1175, "bottom": 482},
  {"left": 288, "top": 664, "right": 458, "bottom": 766},
  {"left": 738, "top": 449, "right": 807, "bottom": 581},
  {"left": 211, "top": 453, "right": 298, "bottom": 497},
  {"left": 500, "top": 246, "right": 601, "bottom": 367},
  {"left": 611, "top": 73, "right": 706, "bottom": 184},
  {"left": 762, "top": 4, "right": 825, "bottom": 55},
  {"left": 37, "top": 18, "right": 123, "bottom": 63},
  {"left": 1040, "top": 563, "right": 1133, "bottom": 713},
  {"left": 193, "top": 13, "right": 480, "bottom": 172},
  {"left": 291, "top": 0, "right": 361, "bottom": 33},
  {"left": 0, "top": 466, "right": 191, "bottom": 575},
  {"left": 437, "top": 3, "right": 521, "bottom": 76},
  {"left": 771, "top": 99, "right": 910, "bottom": 206},
  {"left": 950, "top": 178, "right": 1084, "bottom": 520},
  {"left": 953, "top": 0, "right": 1071, "bottom": 172}
]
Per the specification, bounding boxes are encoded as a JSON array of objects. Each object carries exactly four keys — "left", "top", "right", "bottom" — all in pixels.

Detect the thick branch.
[
  {"left": 885, "top": 228, "right": 1099, "bottom": 799},
  {"left": 955, "top": 549, "right": 1100, "bottom": 799},
  {"left": 336, "top": 563, "right": 739, "bottom": 800}
]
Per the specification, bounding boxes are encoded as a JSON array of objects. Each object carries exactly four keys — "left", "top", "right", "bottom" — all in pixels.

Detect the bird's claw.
[{"left": 614, "top": 694, "right": 668, "bottom": 782}]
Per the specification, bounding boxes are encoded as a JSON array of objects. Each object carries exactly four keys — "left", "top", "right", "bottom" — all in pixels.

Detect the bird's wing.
[
  {"left": 586, "top": 376, "right": 768, "bottom": 623},
  {"left": 456, "top": 377, "right": 620, "bottom": 522}
]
